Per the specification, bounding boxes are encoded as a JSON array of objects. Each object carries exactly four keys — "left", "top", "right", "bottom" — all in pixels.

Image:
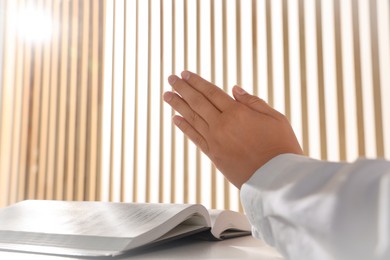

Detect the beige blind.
[
  {"left": 1, "top": 0, "right": 390, "bottom": 210},
  {"left": 0, "top": 0, "right": 106, "bottom": 207},
  {"left": 100, "top": 0, "right": 390, "bottom": 211}
]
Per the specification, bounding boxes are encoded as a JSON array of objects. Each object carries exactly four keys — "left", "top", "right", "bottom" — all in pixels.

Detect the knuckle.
[
  {"left": 190, "top": 111, "right": 200, "bottom": 123},
  {"left": 279, "top": 113, "right": 290, "bottom": 123},
  {"left": 205, "top": 86, "right": 218, "bottom": 99},
  {"left": 268, "top": 107, "right": 285, "bottom": 120},
  {"left": 179, "top": 120, "right": 189, "bottom": 132},
  {"left": 191, "top": 76, "right": 202, "bottom": 86},
  {"left": 170, "top": 94, "right": 181, "bottom": 107},
  {"left": 246, "top": 95, "right": 263, "bottom": 106},
  {"left": 196, "top": 136, "right": 209, "bottom": 153},
  {"left": 190, "top": 94, "right": 204, "bottom": 110}
]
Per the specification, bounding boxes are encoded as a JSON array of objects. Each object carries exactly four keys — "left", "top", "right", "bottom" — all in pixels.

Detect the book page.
[
  {"left": 0, "top": 200, "right": 210, "bottom": 256},
  {"left": 0, "top": 201, "right": 203, "bottom": 237},
  {"left": 208, "top": 209, "right": 252, "bottom": 239}
]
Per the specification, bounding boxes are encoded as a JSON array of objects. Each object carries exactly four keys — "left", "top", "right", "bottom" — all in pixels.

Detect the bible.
[{"left": 0, "top": 200, "right": 251, "bottom": 257}]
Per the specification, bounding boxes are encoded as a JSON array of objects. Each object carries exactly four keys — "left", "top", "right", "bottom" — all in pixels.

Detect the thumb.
[{"left": 232, "top": 85, "right": 272, "bottom": 114}]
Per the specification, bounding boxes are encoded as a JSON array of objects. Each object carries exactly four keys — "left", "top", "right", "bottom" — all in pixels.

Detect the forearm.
[{"left": 240, "top": 154, "right": 390, "bottom": 260}]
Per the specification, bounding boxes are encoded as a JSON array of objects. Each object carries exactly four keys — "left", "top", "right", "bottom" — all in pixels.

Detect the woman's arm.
[
  {"left": 163, "top": 71, "right": 390, "bottom": 260},
  {"left": 241, "top": 154, "right": 390, "bottom": 260}
]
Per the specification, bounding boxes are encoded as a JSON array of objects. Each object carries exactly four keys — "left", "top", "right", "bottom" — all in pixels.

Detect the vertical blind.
[
  {"left": 0, "top": 0, "right": 106, "bottom": 207},
  {"left": 100, "top": 0, "right": 390, "bottom": 211},
  {"left": 0, "top": 0, "right": 390, "bottom": 210}
]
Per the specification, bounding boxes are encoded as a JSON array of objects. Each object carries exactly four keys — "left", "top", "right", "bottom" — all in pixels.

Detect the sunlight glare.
[{"left": 16, "top": 4, "right": 53, "bottom": 44}]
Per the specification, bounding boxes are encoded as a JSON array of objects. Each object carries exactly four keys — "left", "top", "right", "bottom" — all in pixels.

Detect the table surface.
[{"left": 0, "top": 236, "right": 284, "bottom": 260}]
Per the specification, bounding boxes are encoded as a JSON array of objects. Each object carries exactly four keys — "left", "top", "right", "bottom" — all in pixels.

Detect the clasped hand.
[{"left": 163, "top": 71, "right": 302, "bottom": 189}]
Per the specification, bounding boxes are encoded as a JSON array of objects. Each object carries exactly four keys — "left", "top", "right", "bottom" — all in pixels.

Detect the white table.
[{"left": 0, "top": 236, "right": 284, "bottom": 260}]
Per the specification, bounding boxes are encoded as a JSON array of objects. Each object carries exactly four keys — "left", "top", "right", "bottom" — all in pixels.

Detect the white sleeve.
[{"left": 240, "top": 153, "right": 390, "bottom": 260}]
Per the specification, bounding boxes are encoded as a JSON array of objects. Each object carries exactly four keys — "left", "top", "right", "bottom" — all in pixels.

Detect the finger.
[
  {"left": 172, "top": 115, "right": 209, "bottom": 154},
  {"left": 232, "top": 85, "right": 276, "bottom": 115},
  {"left": 163, "top": 91, "right": 209, "bottom": 135},
  {"left": 168, "top": 75, "right": 220, "bottom": 123},
  {"left": 181, "top": 71, "right": 235, "bottom": 111}
]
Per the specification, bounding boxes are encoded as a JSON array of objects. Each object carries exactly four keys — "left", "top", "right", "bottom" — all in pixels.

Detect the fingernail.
[
  {"left": 181, "top": 71, "right": 190, "bottom": 80},
  {"left": 173, "top": 116, "right": 181, "bottom": 126},
  {"left": 234, "top": 85, "right": 248, "bottom": 95},
  {"left": 168, "top": 75, "right": 177, "bottom": 85},
  {"left": 163, "top": 91, "right": 173, "bottom": 102}
]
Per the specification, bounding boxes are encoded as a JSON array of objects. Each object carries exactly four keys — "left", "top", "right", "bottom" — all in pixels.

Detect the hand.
[{"left": 163, "top": 71, "right": 303, "bottom": 188}]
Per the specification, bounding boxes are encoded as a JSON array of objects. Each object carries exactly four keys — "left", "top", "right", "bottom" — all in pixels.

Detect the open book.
[{"left": 0, "top": 200, "right": 251, "bottom": 257}]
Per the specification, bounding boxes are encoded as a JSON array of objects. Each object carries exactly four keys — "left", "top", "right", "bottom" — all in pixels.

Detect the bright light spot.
[{"left": 16, "top": 5, "right": 53, "bottom": 44}]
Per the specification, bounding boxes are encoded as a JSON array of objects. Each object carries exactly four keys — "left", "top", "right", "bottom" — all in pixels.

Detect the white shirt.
[{"left": 240, "top": 154, "right": 390, "bottom": 260}]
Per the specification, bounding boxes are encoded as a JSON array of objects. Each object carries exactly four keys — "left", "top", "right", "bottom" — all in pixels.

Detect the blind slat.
[
  {"left": 221, "top": 0, "right": 230, "bottom": 210},
  {"left": 96, "top": 0, "right": 106, "bottom": 201},
  {"left": 87, "top": 0, "right": 100, "bottom": 201},
  {"left": 120, "top": 0, "right": 127, "bottom": 202},
  {"left": 334, "top": 0, "right": 346, "bottom": 161},
  {"left": 132, "top": 0, "right": 139, "bottom": 203},
  {"left": 170, "top": 0, "right": 176, "bottom": 203},
  {"left": 76, "top": 0, "right": 90, "bottom": 200},
  {"left": 65, "top": 0, "right": 79, "bottom": 201},
  {"left": 282, "top": 0, "right": 291, "bottom": 121},
  {"left": 351, "top": 0, "right": 366, "bottom": 157},
  {"left": 108, "top": 0, "right": 117, "bottom": 202},
  {"left": 315, "top": 0, "right": 327, "bottom": 160},
  {"left": 0, "top": 0, "right": 15, "bottom": 206},
  {"left": 183, "top": 0, "right": 189, "bottom": 204},
  {"left": 17, "top": 2, "right": 33, "bottom": 202},
  {"left": 36, "top": 0, "right": 52, "bottom": 200},
  {"left": 146, "top": 0, "right": 152, "bottom": 202},
  {"left": 9, "top": 0, "right": 24, "bottom": 204},
  {"left": 55, "top": 0, "right": 70, "bottom": 200},
  {"left": 195, "top": 0, "right": 201, "bottom": 205},
  {"left": 210, "top": 0, "right": 217, "bottom": 210},
  {"left": 266, "top": 0, "right": 274, "bottom": 107},
  {"left": 298, "top": 0, "right": 309, "bottom": 156},
  {"left": 27, "top": 0, "right": 44, "bottom": 200},
  {"left": 46, "top": 0, "right": 61, "bottom": 200},
  {"left": 158, "top": 0, "right": 165, "bottom": 203},
  {"left": 370, "top": 0, "right": 385, "bottom": 158}
]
